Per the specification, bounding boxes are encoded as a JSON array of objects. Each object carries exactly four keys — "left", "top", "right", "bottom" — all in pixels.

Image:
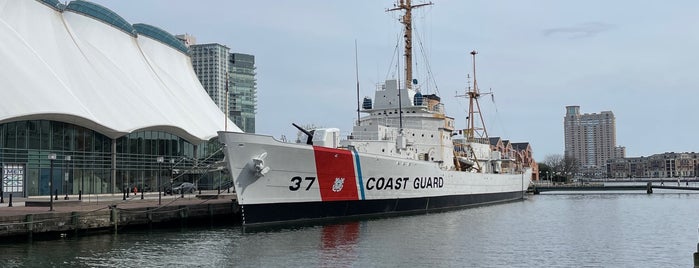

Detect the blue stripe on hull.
[
  {"left": 351, "top": 148, "right": 366, "bottom": 200},
  {"left": 240, "top": 191, "right": 525, "bottom": 227}
]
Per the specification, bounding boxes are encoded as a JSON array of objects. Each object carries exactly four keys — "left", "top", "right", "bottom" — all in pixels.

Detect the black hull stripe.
[{"left": 241, "top": 191, "right": 525, "bottom": 227}]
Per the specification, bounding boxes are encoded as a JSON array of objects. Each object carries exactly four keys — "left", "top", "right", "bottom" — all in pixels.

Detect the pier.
[
  {"left": 0, "top": 191, "right": 240, "bottom": 239},
  {"left": 529, "top": 182, "right": 699, "bottom": 194}
]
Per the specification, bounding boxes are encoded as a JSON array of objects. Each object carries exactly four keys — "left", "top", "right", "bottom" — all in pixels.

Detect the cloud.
[{"left": 543, "top": 22, "right": 614, "bottom": 39}]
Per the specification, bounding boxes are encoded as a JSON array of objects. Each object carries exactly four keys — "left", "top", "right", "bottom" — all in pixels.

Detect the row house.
[
  {"left": 489, "top": 137, "right": 539, "bottom": 181},
  {"left": 606, "top": 152, "right": 699, "bottom": 178}
]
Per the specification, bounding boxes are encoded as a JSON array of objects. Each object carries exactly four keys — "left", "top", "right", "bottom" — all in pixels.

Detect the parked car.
[{"left": 171, "top": 182, "right": 196, "bottom": 194}]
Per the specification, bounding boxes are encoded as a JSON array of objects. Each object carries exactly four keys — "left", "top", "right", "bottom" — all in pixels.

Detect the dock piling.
[
  {"left": 25, "top": 214, "right": 33, "bottom": 240},
  {"left": 694, "top": 225, "right": 699, "bottom": 268}
]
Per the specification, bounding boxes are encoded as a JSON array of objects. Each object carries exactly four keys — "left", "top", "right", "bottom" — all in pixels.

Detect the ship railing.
[
  {"left": 345, "top": 130, "right": 397, "bottom": 141},
  {"left": 364, "top": 117, "right": 428, "bottom": 130}
]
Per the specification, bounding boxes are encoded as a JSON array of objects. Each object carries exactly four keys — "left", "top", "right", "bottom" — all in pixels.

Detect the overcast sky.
[{"left": 91, "top": 0, "right": 699, "bottom": 161}]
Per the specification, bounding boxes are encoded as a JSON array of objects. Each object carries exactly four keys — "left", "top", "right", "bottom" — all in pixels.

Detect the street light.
[
  {"left": 157, "top": 156, "right": 164, "bottom": 205},
  {"left": 48, "top": 153, "right": 56, "bottom": 211},
  {"left": 64, "top": 156, "right": 71, "bottom": 200}
]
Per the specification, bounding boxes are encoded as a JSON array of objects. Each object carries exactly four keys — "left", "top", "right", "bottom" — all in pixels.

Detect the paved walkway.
[{"left": 0, "top": 190, "right": 236, "bottom": 218}]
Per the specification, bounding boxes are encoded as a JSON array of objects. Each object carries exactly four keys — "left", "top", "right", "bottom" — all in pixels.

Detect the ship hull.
[
  {"left": 219, "top": 132, "right": 531, "bottom": 227},
  {"left": 241, "top": 191, "right": 523, "bottom": 226}
]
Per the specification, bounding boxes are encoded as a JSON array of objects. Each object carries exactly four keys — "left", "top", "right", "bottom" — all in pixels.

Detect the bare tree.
[
  {"left": 543, "top": 154, "right": 563, "bottom": 173},
  {"left": 542, "top": 154, "right": 579, "bottom": 183},
  {"left": 563, "top": 155, "right": 580, "bottom": 180}
]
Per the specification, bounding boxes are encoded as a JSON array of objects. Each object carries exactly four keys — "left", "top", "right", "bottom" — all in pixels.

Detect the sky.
[{"left": 90, "top": 0, "right": 699, "bottom": 161}]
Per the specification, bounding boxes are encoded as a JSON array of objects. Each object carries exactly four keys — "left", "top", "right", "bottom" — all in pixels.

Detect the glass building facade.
[
  {"left": 230, "top": 53, "right": 257, "bottom": 133},
  {"left": 0, "top": 120, "right": 227, "bottom": 197}
]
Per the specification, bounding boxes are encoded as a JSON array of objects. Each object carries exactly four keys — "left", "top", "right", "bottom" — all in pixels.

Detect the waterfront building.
[
  {"left": 0, "top": 0, "right": 240, "bottom": 198},
  {"left": 607, "top": 152, "right": 699, "bottom": 179},
  {"left": 564, "top": 105, "right": 624, "bottom": 177},
  {"left": 488, "top": 137, "right": 539, "bottom": 180}
]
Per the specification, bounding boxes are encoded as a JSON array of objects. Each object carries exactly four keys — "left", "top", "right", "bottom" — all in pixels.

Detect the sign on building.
[{"left": 2, "top": 164, "right": 24, "bottom": 195}]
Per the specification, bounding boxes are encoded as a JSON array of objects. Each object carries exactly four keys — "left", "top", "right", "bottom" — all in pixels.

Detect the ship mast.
[
  {"left": 466, "top": 50, "right": 488, "bottom": 141},
  {"left": 387, "top": 0, "right": 432, "bottom": 90}
]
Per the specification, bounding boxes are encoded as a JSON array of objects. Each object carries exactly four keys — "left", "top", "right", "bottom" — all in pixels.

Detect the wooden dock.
[{"left": 0, "top": 192, "right": 241, "bottom": 239}]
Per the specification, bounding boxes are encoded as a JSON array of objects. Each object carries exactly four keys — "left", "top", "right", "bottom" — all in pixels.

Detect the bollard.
[
  {"left": 8, "top": 193, "right": 12, "bottom": 207},
  {"left": 78, "top": 190, "right": 82, "bottom": 201},
  {"left": 646, "top": 182, "right": 653, "bottom": 194}
]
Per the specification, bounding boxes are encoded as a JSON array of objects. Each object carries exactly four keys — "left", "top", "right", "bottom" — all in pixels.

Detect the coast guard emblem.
[{"left": 332, "top": 177, "right": 345, "bottom": 192}]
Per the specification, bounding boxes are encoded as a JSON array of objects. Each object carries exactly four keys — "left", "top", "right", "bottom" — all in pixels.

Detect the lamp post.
[
  {"left": 157, "top": 156, "right": 164, "bottom": 205},
  {"left": 48, "top": 153, "right": 57, "bottom": 211},
  {"left": 64, "top": 156, "right": 71, "bottom": 200}
]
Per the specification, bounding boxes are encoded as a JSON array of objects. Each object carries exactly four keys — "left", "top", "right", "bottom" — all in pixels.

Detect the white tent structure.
[{"left": 0, "top": 0, "right": 240, "bottom": 145}]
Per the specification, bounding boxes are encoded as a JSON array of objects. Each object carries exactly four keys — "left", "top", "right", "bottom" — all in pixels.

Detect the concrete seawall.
[{"left": 0, "top": 192, "right": 241, "bottom": 239}]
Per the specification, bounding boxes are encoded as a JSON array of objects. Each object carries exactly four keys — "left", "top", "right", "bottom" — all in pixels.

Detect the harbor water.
[{"left": 1, "top": 191, "right": 698, "bottom": 267}]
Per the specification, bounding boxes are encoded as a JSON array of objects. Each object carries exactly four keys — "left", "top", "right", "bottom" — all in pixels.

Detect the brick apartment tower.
[{"left": 564, "top": 106, "right": 619, "bottom": 177}]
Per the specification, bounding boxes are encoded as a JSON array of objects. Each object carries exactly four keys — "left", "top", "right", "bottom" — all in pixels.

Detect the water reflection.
[
  {"left": 1, "top": 194, "right": 698, "bottom": 267},
  {"left": 320, "top": 222, "right": 361, "bottom": 267}
]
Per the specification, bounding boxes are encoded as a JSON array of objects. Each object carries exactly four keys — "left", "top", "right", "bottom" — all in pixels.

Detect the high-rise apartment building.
[
  {"left": 229, "top": 53, "right": 257, "bottom": 133},
  {"left": 181, "top": 37, "right": 257, "bottom": 133},
  {"left": 564, "top": 105, "right": 624, "bottom": 177},
  {"left": 189, "top": 43, "right": 230, "bottom": 113}
]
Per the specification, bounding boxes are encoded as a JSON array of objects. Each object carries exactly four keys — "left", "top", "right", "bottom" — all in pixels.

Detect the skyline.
[{"left": 90, "top": 0, "right": 699, "bottom": 161}]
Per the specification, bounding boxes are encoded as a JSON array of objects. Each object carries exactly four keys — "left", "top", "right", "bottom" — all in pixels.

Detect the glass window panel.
[
  {"left": 63, "top": 124, "right": 76, "bottom": 151},
  {"left": 40, "top": 120, "right": 50, "bottom": 150},
  {"left": 76, "top": 126, "right": 86, "bottom": 152},
  {"left": 51, "top": 121, "right": 63, "bottom": 151},
  {"left": 95, "top": 133, "right": 102, "bottom": 152},
  {"left": 84, "top": 129, "right": 92, "bottom": 152},
  {"left": 15, "top": 121, "right": 26, "bottom": 149},
  {"left": 27, "top": 121, "right": 40, "bottom": 149},
  {"left": 0, "top": 123, "right": 4, "bottom": 148},
  {"left": 6, "top": 122, "right": 17, "bottom": 148},
  {"left": 129, "top": 134, "right": 137, "bottom": 154}
]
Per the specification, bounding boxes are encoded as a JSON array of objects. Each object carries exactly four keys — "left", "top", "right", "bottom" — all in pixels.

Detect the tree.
[{"left": 540, "top": 154, "right": 580, "bottom": 183}]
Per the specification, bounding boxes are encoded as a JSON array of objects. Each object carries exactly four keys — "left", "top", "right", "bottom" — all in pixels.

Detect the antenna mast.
[
  {"left": 387, "top": 0, "right": 432, "bottom": 90},
  {"left": 355, "top": 40, "right": 361, "bottom": 126},
  {"left": 466, "top": 50, "right": 488, "bottom": 141}
]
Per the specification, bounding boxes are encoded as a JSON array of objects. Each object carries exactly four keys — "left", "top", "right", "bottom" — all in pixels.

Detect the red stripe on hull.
[{"left": 313, "top": 146, "right": 359, "bottom": 201}]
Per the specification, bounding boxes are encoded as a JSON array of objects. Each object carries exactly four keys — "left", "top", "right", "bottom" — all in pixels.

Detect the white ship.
[{"left": 219, "top": 0, "right": 532, "bottom": 227}]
